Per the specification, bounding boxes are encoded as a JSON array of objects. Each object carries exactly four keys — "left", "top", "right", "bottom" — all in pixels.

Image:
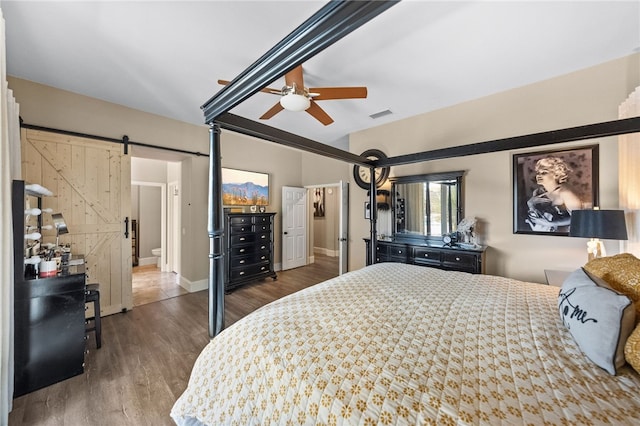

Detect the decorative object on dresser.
[
  {"left": 12, "top": 180, "right": 87, "bottom": 397},
  {"left": 224, "top": 210, "right": 277, "bottom": 291}
]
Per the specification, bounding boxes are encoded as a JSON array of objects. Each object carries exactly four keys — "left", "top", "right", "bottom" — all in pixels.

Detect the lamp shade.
[
  {"left": 280, "top": 93, "right": 310, "bottom": 111},
  {"left": 569, "top": 209, "right": 628, "bottom": 240}
]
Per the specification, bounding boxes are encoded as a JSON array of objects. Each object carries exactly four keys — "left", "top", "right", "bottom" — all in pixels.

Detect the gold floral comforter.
[{"left": 171, "top": 263, "right": 640, "bottom": 425}]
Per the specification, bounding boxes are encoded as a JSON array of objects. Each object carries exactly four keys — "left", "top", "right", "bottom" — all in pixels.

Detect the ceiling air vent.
[{"left": 369, "top": 109, "right": 393, "bottom": 119}]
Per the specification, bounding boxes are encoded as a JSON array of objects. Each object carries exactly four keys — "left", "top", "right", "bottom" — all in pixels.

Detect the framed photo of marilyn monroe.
[{"left": 513, "top": 145, "right": 599, "bottom": 236}]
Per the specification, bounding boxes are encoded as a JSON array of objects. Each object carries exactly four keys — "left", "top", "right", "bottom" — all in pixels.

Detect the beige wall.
[
  {"left": 7, "top": 77, "right": 311, "bottom": 285},
  {"left": 10, "top": 53, "right": 639, "bottom": 285},
  {"left": 349, "top": 53, "right": 640, "bottom": 283}
]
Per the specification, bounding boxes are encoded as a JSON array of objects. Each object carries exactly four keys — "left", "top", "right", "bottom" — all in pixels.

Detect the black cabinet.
[
  {"left": 365, "top": 238, "right": 486, "bottom": 274},
  {"left": 224, "top": 212, "right": 277, "bottom": 291},
  {"left": 12, "top": 180, "right": 87, "bottom": 397}
]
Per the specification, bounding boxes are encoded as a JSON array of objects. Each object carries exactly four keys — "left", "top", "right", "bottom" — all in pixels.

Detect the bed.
[{"left": 171, "top": 262, "right": 640, "bottom": 425}]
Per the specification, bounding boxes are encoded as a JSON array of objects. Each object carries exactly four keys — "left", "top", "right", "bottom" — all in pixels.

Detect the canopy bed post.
[
  {"left": 368, "top": 167, "right": 378, "bottom": 264},
  {"left": 207, "top": 124, "right": 225, "bottom": 338}
]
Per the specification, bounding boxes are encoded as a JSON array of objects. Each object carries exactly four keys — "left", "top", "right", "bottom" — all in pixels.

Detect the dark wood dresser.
[
  {"left": 365, "top": 238, "right": 486, "bottom": 274},
  {"left": 224, "top": 212, "right": 277, "bottom": 291}
]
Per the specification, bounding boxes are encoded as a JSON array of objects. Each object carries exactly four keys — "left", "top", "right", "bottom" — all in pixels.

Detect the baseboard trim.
[
  {"left": 138, "top": 257, "right": 157, "bottom": 266},
  {"left": 179, "top": 276, "right": 208, "bottom": 293},
  {"left": 314, "top": 247, "right": 338, "bottom": 257}
]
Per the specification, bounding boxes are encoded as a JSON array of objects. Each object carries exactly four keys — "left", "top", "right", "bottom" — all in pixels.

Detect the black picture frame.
[{"left": 513, "top": 144, "right": 599, "bottom": 236}]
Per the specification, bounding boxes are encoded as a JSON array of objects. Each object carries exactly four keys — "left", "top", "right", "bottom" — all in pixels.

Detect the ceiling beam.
[
  {"left": 215, "top": 113, "right": 371, "bottom": 167},
  {"left": 201, "top": 0, "right": 399, "bottom": 124},
  {"left": 376, "top": 117, "right": 640, "bottom": 167}
]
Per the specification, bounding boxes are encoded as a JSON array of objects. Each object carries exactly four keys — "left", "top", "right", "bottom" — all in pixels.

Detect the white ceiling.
[{"left": 2, "top": 1, "right": 639, "bottom": 150}]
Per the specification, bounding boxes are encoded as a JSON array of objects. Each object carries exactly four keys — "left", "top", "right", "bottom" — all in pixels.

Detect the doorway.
[
  {"left": 131, "top": 158, "right": 185, "bottom": 306},
  {"left": 305, "top": 181, "right": 348, "bottom": 276}
]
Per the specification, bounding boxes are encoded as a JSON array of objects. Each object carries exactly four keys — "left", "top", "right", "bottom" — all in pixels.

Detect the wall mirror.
[{"left": 391, "top": 171, "right": 464, "bottom": 241}]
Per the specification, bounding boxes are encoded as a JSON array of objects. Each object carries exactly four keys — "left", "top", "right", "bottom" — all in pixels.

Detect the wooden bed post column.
[
  {"left": 369, "top": 167, "right": 378, "bottom": 264},
  {"left": 208, "top": 124, "right": 225, "bottom": 338}
]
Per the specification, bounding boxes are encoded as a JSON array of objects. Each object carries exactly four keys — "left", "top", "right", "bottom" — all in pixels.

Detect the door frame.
[
  {"left": 167, "top": 181, "right": 181, "bottom": 274},
  {"left": 304, "top": 181, "right": 349, "bottom": 274}
]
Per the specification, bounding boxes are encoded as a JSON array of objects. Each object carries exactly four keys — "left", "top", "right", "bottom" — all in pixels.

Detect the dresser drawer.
[
  {"left": 230, "top": 224, "right": 253, "bottom": 234},
  {"left": 413, "top": 247, "right": 442, "bottom": 267},
  {"left": 256, "top": 232, "right": 271, "bottom": 243},
  {"left": 387, "top": 245, "right": 408, "bottom": 261},
  {"left": 229, "top": 216, "right": 253, "bottom": 226},
  {"left": 442, "top": 252, "right": 478, "bottom": 272},
  {"left": 254, "top": 223, "right": 271, "bottom": 232},
  {"left": 231, "top": 234, "right": 256, "bottom": 245},
  {"left": 230, "top": 244, "right": 256, "bottom": 256},
  {"left": 229, "top": 253, "right": 270, "bottom": 268},
  {"left": 254, "top": 215, "right": 271, "bottom": 225},
  {"left": 230, "top": 262, "right": 271, "bottom": 281}
]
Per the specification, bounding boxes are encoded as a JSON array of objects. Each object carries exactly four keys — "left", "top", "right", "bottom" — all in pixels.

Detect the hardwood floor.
[
  {"left": 132, "top": 265, "right": 188, "bottom": 307},
  {"left": 9, "top": 255, "right": 338, "bottom": 426}
]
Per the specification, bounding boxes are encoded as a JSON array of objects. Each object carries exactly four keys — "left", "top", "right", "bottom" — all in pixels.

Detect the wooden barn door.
[{"left": 21, "top": 128, "right": 132, "bottom": 316}]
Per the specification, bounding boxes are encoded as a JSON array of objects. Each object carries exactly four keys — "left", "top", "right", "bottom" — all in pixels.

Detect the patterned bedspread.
[{"left": 171, "top": 263, "right": 640, "bottom": 425}]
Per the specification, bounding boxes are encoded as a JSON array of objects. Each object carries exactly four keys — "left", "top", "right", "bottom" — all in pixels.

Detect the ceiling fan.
[{"left": 218, "top": 65, "right": 367, "bottom": 126}]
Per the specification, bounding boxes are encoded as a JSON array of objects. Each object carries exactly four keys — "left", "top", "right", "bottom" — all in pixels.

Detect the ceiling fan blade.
[
  {"left": 308, "top": 86, "right": 368, "bottom": 101},
  {"left": 217, "top": 79, "right": 280, "bottom": 94},
  {"left": 259, "top": 102, "right": 284, "bottom": 120},
  {"left": 284, "top": 65, "right": 304, "bottom": 89},
  {"left": 306, "top": 101, "right": 334, "bottom": 126}
]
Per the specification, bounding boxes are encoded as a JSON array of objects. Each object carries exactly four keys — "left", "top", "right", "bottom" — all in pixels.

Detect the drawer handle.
[
  {"left": 260, "top": 266, "right": 266, "bottom": 271},
  {"left": 239, "top": 237, "right": 246, "bottom": 241},
  {"left": 424, "top": 254, "right": 429, "bottom": 258},
  {"left": 456, "top": 257, "right": 460, "bottom": 261},
  {"left": 261, "top": 235, "right": 266, "bottom": 239},
  {"left": 239, "top": 260, "right": 245, "bottom": 264},
  {"left": 239, "top": 249, "right": 245, "bottom": 253},
  {"left": 261, "top": 256, "right": 266, "bottom": 260},
  {"left": 239, "top": 271, "right": 245, "bottom": 275},
  {"left": 261, "top": 246, "right": 266, "bottom": 250},
  {"left": 241, "top": 227, "right": 246, "bottom": 231},
  {"left": 397, "top": 250, "right": 403, "bottom": 254}
]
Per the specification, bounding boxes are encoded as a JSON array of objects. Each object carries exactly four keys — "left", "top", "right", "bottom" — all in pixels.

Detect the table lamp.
[{"left": 569, "top": 209, "right": 627, "bottom": 261}]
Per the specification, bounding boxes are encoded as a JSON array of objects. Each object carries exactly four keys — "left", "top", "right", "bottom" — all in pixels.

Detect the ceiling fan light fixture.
[{"left": 280, "top": 93, "right": 310, "bottom": 112}]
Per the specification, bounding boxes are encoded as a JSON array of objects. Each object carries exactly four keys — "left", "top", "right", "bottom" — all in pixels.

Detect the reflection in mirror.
[{"left": 391, "top": 171, "right": 464, "bottom": 241}]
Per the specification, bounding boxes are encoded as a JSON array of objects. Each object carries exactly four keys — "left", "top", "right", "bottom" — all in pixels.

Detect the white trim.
[
  {"left": 314, "top": 247, "right": 338, "bottom": 257},
  {"left": 179, "top": 276, "right": 208, "bottom": 293}
]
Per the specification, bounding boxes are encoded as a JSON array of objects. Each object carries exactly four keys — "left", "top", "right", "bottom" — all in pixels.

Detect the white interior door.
[{"left": 282, "top": 186, "right": 307, "bottom": 270}]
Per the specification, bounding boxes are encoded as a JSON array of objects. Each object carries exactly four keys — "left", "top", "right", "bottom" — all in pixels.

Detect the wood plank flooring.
[
  {"left": 132, "top": 265, "right": 188, "bottom": 307},
  {"left": 9, "top": 255, "right": 338, "bottom": 426}
]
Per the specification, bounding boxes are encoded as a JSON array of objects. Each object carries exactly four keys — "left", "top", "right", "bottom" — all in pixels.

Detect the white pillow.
[{"left": 558, "top": 268, "right": 636, "bottom": 375}]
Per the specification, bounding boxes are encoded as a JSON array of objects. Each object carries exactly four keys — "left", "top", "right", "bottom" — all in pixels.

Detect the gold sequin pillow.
[
  {"left": 625, "top": 325, "right": 640, "bottom": 374},
  {"left": 584, "top": 253, "right": 640, "bottom": 316}
]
